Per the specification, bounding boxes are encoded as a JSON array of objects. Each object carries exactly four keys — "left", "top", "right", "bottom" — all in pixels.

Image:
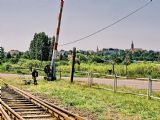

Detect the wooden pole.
[
  {"left": 88, "top": 71, "right": 93, "bottom": 87},
  {"left": 147, "top": 76, "right": 152, "bottom": 100},
  {"left": 112, "top": 63, "right": 115, "bottom": 74},
  {"left": 88, "top": 72, "right": 91, "bottom": 87},
  {"left": 114, "top": 74, "right": 117, "bottom": 93},
  {"left": 70, "top": 47, "right": 76, "bottom": 83}
]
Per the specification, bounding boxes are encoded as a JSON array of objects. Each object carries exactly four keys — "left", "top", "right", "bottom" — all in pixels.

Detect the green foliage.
[
  {"left": 1, "top": 57, "right": 160, "bottom": 79},
  {"left": 6, "top": 52, "right": 11, "bottom": 59},
  {"left": 17, "top": 59, "right": 42, "bottom": 68},
  {"left": 2, "top": 63, "right": 12, "bottom": 71},
  {"left": 16, "top": 70, "right": 23, "bottom": 74},
  {"left": 89, "top": 55, "right": 104, "bottom": 63},
  {"left": 29, "top": 32, "right": 54, "bottom": 61},
  {"left": 57, "top": 62, "right": 160, "bottom": 78},
  {"left": 10, "top": 57, "right": 19, "bottom": 64},
  {"left": 57, "top": 60, "right": 68, "bottom": 66},
  {"left": 21, "top": 51, "right": 30, "bottom": 59},
  {"left": 0, "top": 47, "right": 5, "bottom": 63},
  {"left": 76, "top": 53, "right": 88, "bottom": 62}
]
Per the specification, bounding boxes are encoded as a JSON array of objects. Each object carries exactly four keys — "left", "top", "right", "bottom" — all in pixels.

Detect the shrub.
[
  {"left": 4, "top": 64, "right": 12, "bottom": 71},
  {"left": 10, "top": 58, "right": 19, "bottom": 64},
  {"left": 16, "top": 70, "right": 22, "bottom": 74}
]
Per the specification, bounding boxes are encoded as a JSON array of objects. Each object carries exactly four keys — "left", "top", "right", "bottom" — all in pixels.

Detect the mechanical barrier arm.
[{"left": 50, "top": 0, "right": 64, "bottom": 80}]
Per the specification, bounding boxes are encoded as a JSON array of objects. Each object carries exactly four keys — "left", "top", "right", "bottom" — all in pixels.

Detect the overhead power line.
[{"left": 60, "top": 0, "right": 152, "bottom": 46}]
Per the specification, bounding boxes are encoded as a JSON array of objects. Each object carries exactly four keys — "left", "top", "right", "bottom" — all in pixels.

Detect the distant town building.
[
  {"left": 87, "top": 50, "right": 95, "bottom": 55},
  {"left": 8, "top": 50, "right": 20, "bottom": 56},
  {"left": 102, "top": 48, "right": 120, "bottom": 55},
  {"left": 77, "top": 50, "right": 88, "bottom": 55},
  {"left": 126, "top": 41, "right": 145, "bottom": 53}
]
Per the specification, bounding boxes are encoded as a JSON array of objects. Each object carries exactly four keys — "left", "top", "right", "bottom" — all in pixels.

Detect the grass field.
[{"left": 1, "top": 75, "right": 160, "bottom": 120}]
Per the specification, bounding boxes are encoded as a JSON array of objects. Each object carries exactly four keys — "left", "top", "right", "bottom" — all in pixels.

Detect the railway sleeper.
[
  {"left": 17, "top": 111, "right": 48, "bottom": 115},
  {"left": 13, "top": 108, "right": 45, "bottom": 112},
  {"left": 10, "top": 106, "right": 42, "bottom": 109},
  {"left": 8, "top": 103, "right": 35, "bottom": 106},
  {"left": 1, "top": 85, "right": 86, "bottom": 120},
  {"left": 22, "top": 114, "right": 52, "bottom": 118}
]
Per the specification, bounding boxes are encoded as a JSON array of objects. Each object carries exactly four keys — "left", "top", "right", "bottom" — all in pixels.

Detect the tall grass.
[
  {"left": 57, "top": 62, "right": 160, "bottom": 79},
  {"left": 1, "top": 59, "right": 160, "bottom": 79}
]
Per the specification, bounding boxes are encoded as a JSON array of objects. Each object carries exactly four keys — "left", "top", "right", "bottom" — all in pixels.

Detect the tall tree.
[
  {"left": 6, "top": 52, "right": 11, "bottom": 59},
  {"left": 29, "top": 32, "right": 54, "bottom": 61},
  {"left": 0, "top": 47, "right": 5, "bottom": 63}
]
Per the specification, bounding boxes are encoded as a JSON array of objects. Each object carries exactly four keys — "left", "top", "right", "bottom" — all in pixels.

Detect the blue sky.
[{"left": 0, "top": 0, "right": 159, "bottom": 52}]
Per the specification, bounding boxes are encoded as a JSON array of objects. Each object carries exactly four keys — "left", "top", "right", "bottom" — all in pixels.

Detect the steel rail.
[
  {"left": 0, "top": 105, "right": 12, "bottom": 120},
  {"left": 0, "top": 99, "right": 24, "bottom": 120},
  {"left": 4, "top": 82, "right": 86, "bottom": 120},
  {"left": 36, "top": 97, "right": 85, "bottom": 120},
  {"left": 8, "top": 85, "right": 71, "bottom": 120}
]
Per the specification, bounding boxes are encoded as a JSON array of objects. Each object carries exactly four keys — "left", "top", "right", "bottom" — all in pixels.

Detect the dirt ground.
[
  {"left": 1, "top": 73, "right": 160, "bottom": 91},
  {"left": 62, "top": 77, "right": 160, "bottom": 91}
]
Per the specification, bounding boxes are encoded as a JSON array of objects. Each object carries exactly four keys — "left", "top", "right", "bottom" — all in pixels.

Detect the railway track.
[{"left": 0, "top": 82, "right": 86, "bottom": 120}]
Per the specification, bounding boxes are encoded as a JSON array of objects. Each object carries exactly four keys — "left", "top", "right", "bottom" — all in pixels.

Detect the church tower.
[
  {"left": 131, "top": 41, "right": 134, "bottom": 51},
  {"left": 96, "top": 45, "right": 99, "bottom": 53}
]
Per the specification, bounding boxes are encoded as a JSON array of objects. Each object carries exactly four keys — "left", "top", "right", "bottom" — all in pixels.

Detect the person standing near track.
[{"left": 32, "top": 69, "right": 38, "bottom": 85}]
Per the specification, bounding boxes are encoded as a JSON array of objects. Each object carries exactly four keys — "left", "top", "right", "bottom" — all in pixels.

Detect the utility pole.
[
  {"left": 41, "top": 42, "right": 43, "bottom": 66},
  {"left": 112, "top": 63, "right": 115, "bottom": 75},
  {"left": 125, "top": 52, "right": 130, "bottom": 76},
  {"left": 70, "top": 47, "right": 76, "bottom": 83},
  {"left": 51, "top": 0, "right": 64, "bottom": 80}
]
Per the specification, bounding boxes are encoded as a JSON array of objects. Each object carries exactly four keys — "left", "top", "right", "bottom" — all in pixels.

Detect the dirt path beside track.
[
  {"left": 1, "top": 73, "right": 160, "bottom": 91},
  {"left": 63, "top": 77, "right": 160, "bottom": 91}
]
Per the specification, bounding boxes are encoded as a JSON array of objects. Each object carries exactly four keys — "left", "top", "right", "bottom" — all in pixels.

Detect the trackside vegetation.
[
  {"left": 1, "top": 58, "right": 160, "bottom": 79},
  {"left": 1, "top": 76, "right": 160, "bottom": 120}
]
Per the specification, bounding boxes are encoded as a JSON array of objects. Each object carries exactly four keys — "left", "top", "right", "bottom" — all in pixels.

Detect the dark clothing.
[
  {"left": 44, "top": 65, "right": 51, "bottom": 77},
  {"left": 32, "top": 70, "right": 38, "bottom": 85},
  {"left": 44, "top": 65, "right": 50, "bottom": 73},
  {"left": 32, "top": 70, "right": 38, "bottom": 77},
  {"left": 33, "top": 77, "right": 37, "bottom": 85}
]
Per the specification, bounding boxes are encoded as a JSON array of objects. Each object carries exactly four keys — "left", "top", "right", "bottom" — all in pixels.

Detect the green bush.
[
  {"left": 10, "top": 57, "right": 19, "bottom": 64},
  {"left": 16, "top": 70, "right": 23, "bottom": 74},
  {"left": 3, "top": 64, "right": 12, "bottom": 71}
]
